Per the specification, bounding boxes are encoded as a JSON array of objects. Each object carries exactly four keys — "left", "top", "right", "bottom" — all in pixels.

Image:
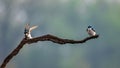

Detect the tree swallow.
[
  {"left": 87, "top": 25, "right": 96, "bottom": 36},
  {"left": 24, "top": 24, "right": 38, "bottom": 39}
]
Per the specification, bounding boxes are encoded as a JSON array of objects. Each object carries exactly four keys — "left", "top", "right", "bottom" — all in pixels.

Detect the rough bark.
[{"left": 0, "top": 34, "right": 99, "bottom": 68}]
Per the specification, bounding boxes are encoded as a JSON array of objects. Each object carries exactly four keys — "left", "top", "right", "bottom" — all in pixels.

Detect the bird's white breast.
[
  {"left": 25, "top": 33, "right": 32, "bottom": 39},
  {"left": 87, "top": 29, "right": 96, "bottom": 36}
]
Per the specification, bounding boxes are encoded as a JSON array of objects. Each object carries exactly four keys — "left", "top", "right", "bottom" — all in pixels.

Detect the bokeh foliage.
[{"left": 0, "top": 0, "right": 120, "bottom": 68}]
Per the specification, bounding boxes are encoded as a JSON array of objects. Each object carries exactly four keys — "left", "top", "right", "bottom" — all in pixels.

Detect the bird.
[
  {"left": 24, "top": 24, "right": 38, "bottom": 39},
  {"left": 87, "top": 25, "right": 96, "bottom": 36}
]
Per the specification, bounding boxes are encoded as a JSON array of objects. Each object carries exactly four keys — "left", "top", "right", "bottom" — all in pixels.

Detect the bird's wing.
[
  {"left": 29, "top": 25, "right": 38, "bottom": 32},
  {"left": 92, "top": 28, "right": 95, "bottom": 32}
]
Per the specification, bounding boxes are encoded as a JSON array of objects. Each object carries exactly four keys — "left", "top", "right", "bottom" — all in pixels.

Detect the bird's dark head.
[{"left": 88, "top": 25, "right": 92, "bottom": 28}]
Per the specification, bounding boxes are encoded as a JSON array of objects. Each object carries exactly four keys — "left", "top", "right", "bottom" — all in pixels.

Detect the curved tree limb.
[{"left": 0, "top": 34, "right": 99, "bottom": 68}]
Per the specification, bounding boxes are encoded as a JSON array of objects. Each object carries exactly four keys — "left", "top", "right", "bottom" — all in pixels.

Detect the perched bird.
[
  {"left": 87, "top": 25, "right": 96, "bottom": 36},
  {"left": 24, "top": 24, "right": 38, "bottom": 39}
]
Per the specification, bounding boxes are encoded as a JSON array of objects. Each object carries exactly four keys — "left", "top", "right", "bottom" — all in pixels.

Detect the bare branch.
[{"left": 0, "top": 34, "right": 99, "bottom": 68}]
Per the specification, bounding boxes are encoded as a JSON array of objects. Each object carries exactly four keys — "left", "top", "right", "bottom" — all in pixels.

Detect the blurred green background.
[{"left": 0, "top": 0, "right": 120, "bottom": 68}]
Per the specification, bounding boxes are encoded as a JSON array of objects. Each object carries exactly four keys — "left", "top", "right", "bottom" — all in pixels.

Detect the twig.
[{"left": 0, "top": 34, "right": 99, "bottom": 68}]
